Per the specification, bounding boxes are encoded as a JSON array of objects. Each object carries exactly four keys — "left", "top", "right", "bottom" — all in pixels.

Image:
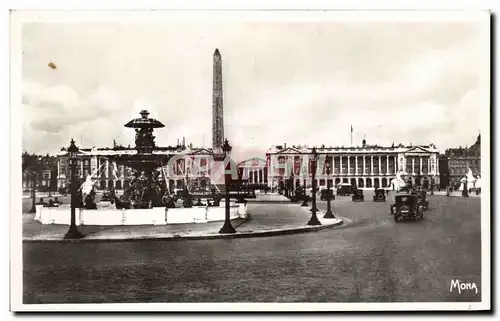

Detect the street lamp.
[
  {"left": 301, "top": 175, "right": 308, "bottom": 207},
  {"left": 218, "top": 139, "right": 236, "bottom": 234},
  {"left": 64, "top": 139, "right": 83, "bottom": 239},
  {"left": 324, "top": 159, "right": 335, "bottom": 219},
  {"left": 29, "top": 171, "right": 37, "bottom": 213},
  {"left": 307, "top": 147, "right": 321, "bottom": 226}
]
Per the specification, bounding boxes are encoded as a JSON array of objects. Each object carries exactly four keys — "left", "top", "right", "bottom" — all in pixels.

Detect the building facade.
[
  {"left": 55, "top": 144, "right": 216, "bottom": 192},
  {"left": 266, "top": 140, "right": 440, "bottom": 190},
  {"left": 237, "top": 157, "right": 268, "bottom": 185},
  {"left": 445, "top": 134, "right": 481, "bottom": 186}
]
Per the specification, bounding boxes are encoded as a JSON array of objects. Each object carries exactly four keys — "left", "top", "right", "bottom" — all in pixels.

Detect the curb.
[{"left": 22, "top": 218, "right": 344, "bottom": 244}]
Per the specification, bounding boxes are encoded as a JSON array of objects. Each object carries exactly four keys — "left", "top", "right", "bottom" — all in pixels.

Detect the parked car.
[
  {"left": 320, "top": 188, "right": 336, "bottom": 201},
  {"left": 352, "top": 189, "right": 364, "bottom": 202},
  {"left": 337, "top": 183, "right": 355, "bottom": 196},
  {"left": 390, "top": 194, "right": 424, "bottom": 221},
  {"left": 373, "top": 188, "right": 386, "bottom": 202},
  {"left": 58, "top": 187, "right": 68, "bottom": 196},
  {"left": 412, "top": 190, "right": 429, "bottom": 210}
]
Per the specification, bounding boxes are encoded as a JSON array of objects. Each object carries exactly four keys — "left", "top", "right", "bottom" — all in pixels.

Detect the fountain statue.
[
  {"left": 108, "top": 110, "right": 168, "bottom": 209},
  {"left": 390, "top": 171, "right": 406, "bottom": 191},
  {"left": 459, "top": 168, "right": 477, "bottom": 191}
]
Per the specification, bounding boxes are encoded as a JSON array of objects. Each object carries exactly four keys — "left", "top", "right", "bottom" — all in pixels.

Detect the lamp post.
[
  {"left": 324, "top": 160, "right": 335, "bottom": 219},
  {"left": 64, "top": 139, "right": 83, "bottom": 239},
  {"left": 307, "top": 147, "right": 321, "bottom": 226},
  {"left": 301, "top": 176, "right": 308, "bottom": 207},
  {"left": 29, "top": 171, "right": 36, "bottom": 213},
  {"left": 219, "top": 139, "right": 236, "bottom": 234}
]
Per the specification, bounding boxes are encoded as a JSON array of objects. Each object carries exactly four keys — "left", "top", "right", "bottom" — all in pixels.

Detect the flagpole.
[{"left": 350, "top": 125, "right": 353, "bottom": 147}]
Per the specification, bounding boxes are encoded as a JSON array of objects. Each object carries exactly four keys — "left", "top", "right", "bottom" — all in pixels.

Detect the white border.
[{"left": 9, "top": 9, "right": 491, "bottom": 312}]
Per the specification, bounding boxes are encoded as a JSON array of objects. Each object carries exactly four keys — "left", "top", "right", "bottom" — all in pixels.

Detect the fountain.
[
  {"left": 34, "top": 110, "right": 248, "bottom": 226},
  {"left": 108, "top": 110, "right": 167, "bottom": 209},
  {"left": 390, "top": 171, "right": 406, "bottom": 191},
  {"left": 459, "top": 168, "right": 477, "bottom": 191}
]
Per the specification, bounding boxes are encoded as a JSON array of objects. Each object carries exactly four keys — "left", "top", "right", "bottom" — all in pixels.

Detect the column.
[
  {"left": 419, "top": 157, "right": 423, "bottom": 174},
  {"left": 386, "top": 155, "right": 389, "bottom": 175},
  {"left": 347, "top": 156, "right": 351, "bottom": 175},
  {"left": 57, "top": 160, "right": 60, "bottom": 178},
  {"left": 378, "top": 156, "right": 381, "bottom": 175},
  {"left": 105, "top": 159, "right": 109, "bottom": 178},
  {"left": 370, "top": 156, "right": 374, "bottom": 175},
  {"left": 355, "top": 156, "right": 358, "bottom": 175},
  {"left": 363, "top": 156, "right": 366, "bottom": 175},
  {"left": 394, "top": 155, "right": 398, "bottom": 174},
  {"left": 332, "top": 156, "right": 335, "bottom": 175},
  {"left": 412, "top": 158, "right": 415, "bottom": 175},
  {"left": 428, "top": 158, "right": 431, "bottom": 175},
  {"left": 80, "top": 160, "right": 84, "bottom": 178},
  {"left": 340, "top": 156, "right": 343, "bottom": 175}
]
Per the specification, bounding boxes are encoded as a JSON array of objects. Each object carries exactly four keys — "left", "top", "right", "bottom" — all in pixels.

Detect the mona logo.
[{"left": 450, "top": 279, "right": 478, "bottom": 294}]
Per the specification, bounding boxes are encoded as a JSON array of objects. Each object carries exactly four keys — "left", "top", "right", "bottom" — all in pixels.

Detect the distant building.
[
  {"left": 445, "top": 134, "right": 481, "bottom": 186},
  {"left": 266, "top": 139, "right": 440, "bottom": 190},
  {"left": 22, "top": 153, "right": 57, "bottom": 193},
  {"left": 237, "top": 157, "right": 267, "bottom": 185}
]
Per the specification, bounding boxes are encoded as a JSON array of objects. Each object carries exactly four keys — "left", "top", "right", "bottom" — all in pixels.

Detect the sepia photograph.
[{"left": 10, "top": 9, "right": 491, "bottom": 311}]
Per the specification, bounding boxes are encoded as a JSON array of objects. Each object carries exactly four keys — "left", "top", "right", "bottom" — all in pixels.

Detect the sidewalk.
[
  {"left": 247, "top": 193, "right": 291, "bottom": 203},
  {"left": 22, "top": 203, "right": 343, "bottom": 242},
  {"left": 431, "top": 191, "right": 481, "bottom": 198}
]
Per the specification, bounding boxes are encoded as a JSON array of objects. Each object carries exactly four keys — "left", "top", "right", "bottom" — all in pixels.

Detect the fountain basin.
[{"left": 34, "top": 203, "right": 247, "bottom": 226}]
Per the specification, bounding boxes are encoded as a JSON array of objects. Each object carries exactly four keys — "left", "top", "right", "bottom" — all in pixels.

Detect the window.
[
  {"left": 334, "top": 157, "right": 341, "bottom": 175},
  {"left": 388, "top": 156, "right": 395, "bottom": 174},
  {"left": 406, "top": 157, "right": 413, "bottom": 174},
  {"left": 365, "top": 157, "right": 371, "bottom": 174},
  {"left": 357, "top": 156, "right": 363, "bottom": 174},
  {"left": 422, "top": 157, "right": 429, "bottom": 174},
  {"left": 373, "top": 156, "right": 379, "bottom": 175}
]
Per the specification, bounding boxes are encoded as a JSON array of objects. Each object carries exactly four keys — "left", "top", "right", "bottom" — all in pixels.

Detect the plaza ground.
[{"left": 22, "top": 191, "right": 481, "bottom": 303}]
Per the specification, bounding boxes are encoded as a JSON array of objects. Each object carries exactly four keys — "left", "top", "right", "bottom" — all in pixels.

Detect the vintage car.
[
  {"left": 100, "top": 190, "right": 116, "bottom": 203},
  {"left": 58, "top": 187, "right": 69, "bottom": 196},
  {"left": 337, "top": 183, "right": 355, "bottom": 196},
  {"left": 320, "top": 188, "right": 336, "bottom": 201},
  {"left": 390, "top": 194, "right": 424, "bottom": 221},
  {"left": 352, "top": 189, "right": 364, "bottom": 202},
  {"left": 373, "top": 188, "right": 386, "bottom": 202},
  {"left": 413, "top": 190, "right": 429, "bottom": 210}
]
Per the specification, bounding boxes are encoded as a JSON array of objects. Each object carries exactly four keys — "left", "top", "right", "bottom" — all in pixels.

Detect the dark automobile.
[
  {"left": 352, "top": 189, "right": 364, "bottom": 202},
  {"left": 320, "top": 188, "right": 335, "bottom": 201},
  {"left": 390, "top": 194, "right": 424, "bottom": 221},
  {"left": 373, "top": 188, "right": 386, "bottom": 202},
  {"left": 413, "top": 190, "right": 429, "bottom": 210},
  {"left": 58, "top": 187, "right": 68, "bottom": 196},
  {"left": 398, "top": 186, "right": 410, "bottom": 193},
  {"left": 337, "top": 184, "right": 354, "bottom": 196},
  {"left": 100, "top": 191, "right": 116, "bottom": 202}
]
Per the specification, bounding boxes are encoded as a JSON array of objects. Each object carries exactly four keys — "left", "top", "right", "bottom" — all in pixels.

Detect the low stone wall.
[{"left": 35, "top": 203, "right": 248, "bottom": 226}]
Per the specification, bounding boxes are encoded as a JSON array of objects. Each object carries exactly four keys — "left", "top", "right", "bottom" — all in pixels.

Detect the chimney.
[
  {"left": 362, "top": 139, "right": 366, "bottom": 147},
  {"left": 183, "top": 137, "right": 186, "bottom": 147},
  {"left": 284, "top": 142, "right": 287, "bottom": 148},
  {"left": 177, "top": 138, "right": 180, "bottom": 146}
]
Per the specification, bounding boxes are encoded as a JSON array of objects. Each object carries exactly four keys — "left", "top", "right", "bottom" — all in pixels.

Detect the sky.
[{"left": 21, "top": 18, "right": 487, "bottom": 161}]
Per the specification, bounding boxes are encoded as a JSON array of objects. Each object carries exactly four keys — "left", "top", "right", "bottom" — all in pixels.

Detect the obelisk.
[{"left": 212, "top": 48, "right": 224, "bottom": 150}]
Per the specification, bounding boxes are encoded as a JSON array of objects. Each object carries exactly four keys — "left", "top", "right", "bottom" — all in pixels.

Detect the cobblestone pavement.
[{"left": 22, "top": 191, "right": 482, "bottom": 303}]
